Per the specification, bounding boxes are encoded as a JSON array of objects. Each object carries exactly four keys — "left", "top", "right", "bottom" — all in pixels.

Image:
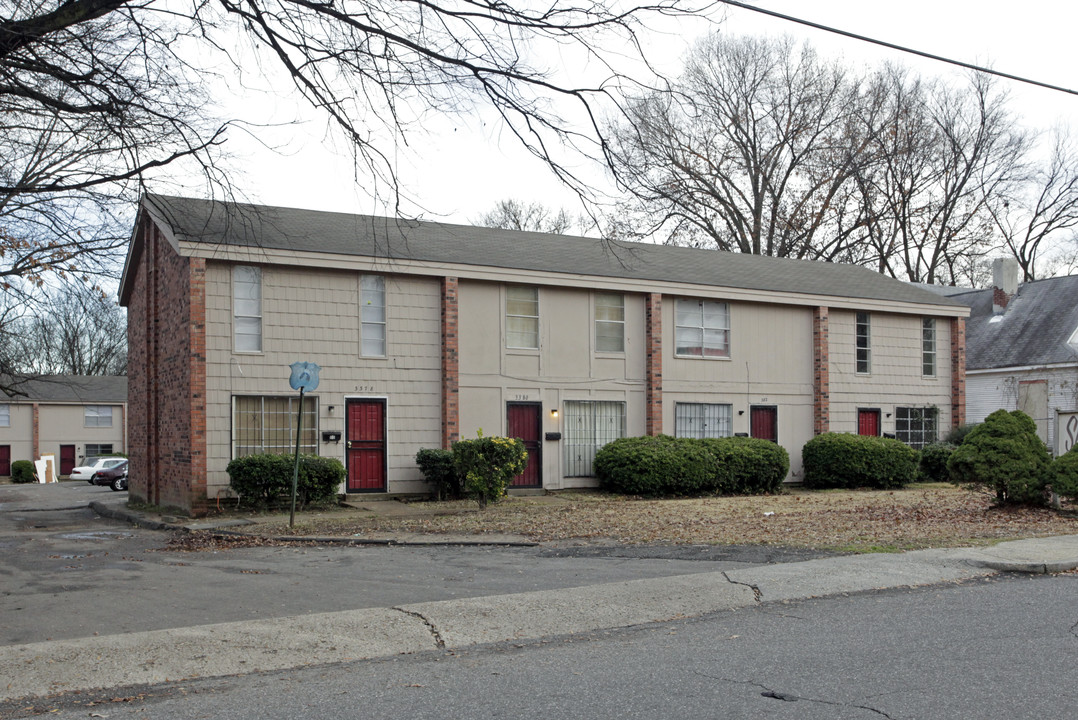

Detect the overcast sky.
[{"left": 214, "top": 1, "right": 1078, "bottom": 225}]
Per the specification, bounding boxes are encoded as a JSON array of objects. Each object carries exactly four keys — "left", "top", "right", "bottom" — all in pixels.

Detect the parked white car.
[{"left": 69, "top": 457, "right": 127, "bottom": 481}]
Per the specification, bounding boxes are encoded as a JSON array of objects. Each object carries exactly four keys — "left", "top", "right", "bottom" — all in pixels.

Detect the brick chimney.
[{"left": 992, "top": 257, "right": 1019, "bottom": 313}]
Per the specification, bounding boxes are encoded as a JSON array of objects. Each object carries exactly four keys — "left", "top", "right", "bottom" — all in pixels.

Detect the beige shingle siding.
[{"left": 829, "top": 310, "right": 953, "bottom": 436}]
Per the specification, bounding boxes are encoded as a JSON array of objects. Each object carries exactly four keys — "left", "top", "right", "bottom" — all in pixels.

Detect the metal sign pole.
[{"left": 289, "top": 385, "right": 305, "bottom": 529}]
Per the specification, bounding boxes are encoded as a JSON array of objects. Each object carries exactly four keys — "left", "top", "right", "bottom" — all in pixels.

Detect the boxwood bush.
[
  {"left": 594, "top": 435, "right": 789, "bottom": 497},
  {"left": 226, "top": 453, "right": 344, "bottom": 508},
  {"left": 802, "top": 433, "right": 918, "bottom": 489},
  {"left": 701, "top": 437, "right": 789, "bottom": 495},
  {"left": 947, "top": 409, "right": 1050, "bottom": 504},
  {"left": 11, "top": 459, "right": 35, "bottom": 484},
  {"left": 1047, "top": 445, "right": 1078, "bottom": 502},
  {"left": 452, "top": 434, "right": 528, "bottom": 508},
  {"left": 918, "top": 442, "right": 957, "bottom": 482},
  {"left": 415, "top": 448, "right": 462, "bottom": 500}
]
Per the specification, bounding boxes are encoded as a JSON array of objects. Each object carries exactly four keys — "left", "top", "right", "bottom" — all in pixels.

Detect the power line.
[{"left": 719, "top": 0, "right": 1078, "bottom": 97}]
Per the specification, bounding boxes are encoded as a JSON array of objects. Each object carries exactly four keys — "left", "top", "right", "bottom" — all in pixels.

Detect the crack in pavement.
[
  {"left": 695, "top": 674, "right": 896, "bottom": 719},
  {"left": 1070, "top": 619, "right": 1078, "bottom": 640},
  {"left": 393, "top": 607, "right": 446, "bottom": 649},
  {"left": 723, "top": 572, "right": 762, "bottom": 602}
]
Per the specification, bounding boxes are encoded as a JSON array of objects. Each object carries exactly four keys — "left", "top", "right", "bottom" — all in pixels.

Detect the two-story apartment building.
[{"left": 119, "top": 195, "right": 969, "bottom": 515}]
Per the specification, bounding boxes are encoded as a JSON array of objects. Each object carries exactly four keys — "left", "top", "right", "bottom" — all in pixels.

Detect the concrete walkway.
[{"left": 3, "top": 493, "right": 1078, "bottom": 702}]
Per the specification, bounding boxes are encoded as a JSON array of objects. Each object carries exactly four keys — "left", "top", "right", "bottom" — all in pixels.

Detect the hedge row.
[
  {"left": 593, "top": 435, "right": 789, "bottom": 497},
  {"left": 226, "top": 453, "right": 345, "bottom": 508},
  {"left": 802, "top": 433, "right": 918, "bottom": 489}
]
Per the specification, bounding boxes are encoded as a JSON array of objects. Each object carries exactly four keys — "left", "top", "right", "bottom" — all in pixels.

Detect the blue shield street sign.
[{"left": 288, "top": 361, "right": 321, "bottom": 392}]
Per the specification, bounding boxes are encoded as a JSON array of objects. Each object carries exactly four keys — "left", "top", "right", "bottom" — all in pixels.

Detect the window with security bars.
[
  {"left": 84, "top": 405, "right": 113, "bottom": 427},
  {"left": 675, "top": 299, "right": 729, "bottom": 357},
  {"left": 895, "top": 407, "right": 937, "bottom": 449},
  {"left": 233, "top": 395, "right": 318, "bottom": 458},
  {"left": 563, "top": 401, "right": 626, "bottom": 477},
  {"left": 856, "top": 312, "right": 871, "bottom": 374},
  {"left": 85, "top": 444, "right": 114, "bottom": 457},
  {"left": 506, "top": 286, "right": 539, "bottom": 349},
  {"left": 361, "top": 274, "right": 386, "bottom": 357},
  {"left": 922, "top": 318, "right": 936, "bottom": 376},
  {"left": 675, "top": 403, "right": 732, "bottom": 439},
  {"left": 595, "top": 292, "right": 625, "bottom": 352}
]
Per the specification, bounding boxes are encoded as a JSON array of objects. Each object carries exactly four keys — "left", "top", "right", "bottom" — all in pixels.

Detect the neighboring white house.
[
  {"left": 0, "top": 375, "right": 128, "bottom": 476},
  {"left": 119, "top": 194, "right": 970, "bottom": 515},
  {"left": 951, "top": 259, "right": 1078, "bottom": 453}
]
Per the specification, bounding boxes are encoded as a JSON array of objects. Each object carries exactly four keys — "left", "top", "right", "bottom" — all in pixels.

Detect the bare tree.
[
  {"left": 7, "top": 283, "right": 127, "bottom": 377},
  {"left": 476, "top": 199, "right": 593, "bottom": 235},
  {"left": 853, "top": 69, "right": 1029, "bottom": 284},
  {"left": 607, "top": 34, "right": 869, "bottom": 258},
  {"left": 986, "top": 128, "right": 1078, "bottom": 281}
]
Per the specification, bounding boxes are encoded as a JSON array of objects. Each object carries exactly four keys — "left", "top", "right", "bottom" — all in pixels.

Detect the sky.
[{"left": 212, "top": 1, "right": 1078, "bottom": 226}]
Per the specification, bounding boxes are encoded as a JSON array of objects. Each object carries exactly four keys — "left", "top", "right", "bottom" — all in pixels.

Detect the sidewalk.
[{"left": 4, "top": 492, "right": 1078, "bottom": 703}]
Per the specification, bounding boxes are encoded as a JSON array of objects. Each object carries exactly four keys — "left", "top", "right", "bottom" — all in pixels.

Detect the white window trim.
[
  {"left": 674, "top": 298, "right": 731, "bottom": 359},
  {"left": 856, "top": 312, "right": 871, "bottom": 375},
  {"left": 594, "top": 292, "right": 625, "bottom": 354},
  {"left": 84, "top": 405, "right": 113, "bottom": 428},
  {"left": 360, "top": 274, "right": 387, "bottom": 358},
  {"left": 922, "top": 318, "right": 937, "bottom": 377},
  {"left": 233, "top": 265, "right": 263, "bottom": 354},
  {"left": 0, "top": 404, "right": 8, "bottom": 428},
  {"left": 506, "top": 286, "right": 540, "bottom": 350}
]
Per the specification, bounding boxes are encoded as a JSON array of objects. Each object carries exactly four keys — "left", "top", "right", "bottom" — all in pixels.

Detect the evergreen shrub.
[
  {"left": 947, "top": 409, "right": 1050, "bottom": 504},
  {"left": 452, "top": 433, "right": 528, "bottom": 508},
  {"left": 415, "top": 448, "right": 461, "bottom": 500},
  {"left": 801, "top": 433, "right": 918, "bottom": 489},
  {"left": 11, "top": 460, "right": 35, "bottom": 484},
  {"left": 226, "top": 453, "right": 344, "bottom": 508}
]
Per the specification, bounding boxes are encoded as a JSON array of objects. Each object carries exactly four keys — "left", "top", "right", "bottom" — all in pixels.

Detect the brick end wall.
[
  {"left": 951, "top": 317, "right": 966, "bottom": 429},
  {"left": 441, "top": 277, "right": 460, "bottom": 448},
  {"left": 125, "top": 219, "right": 207, "bottom": 516},
  {"left": 645, "top": 293, "right": 663, "bottom": 436},
  {"left": 813, "top": 306, "right": 830, "bottom": 435}
]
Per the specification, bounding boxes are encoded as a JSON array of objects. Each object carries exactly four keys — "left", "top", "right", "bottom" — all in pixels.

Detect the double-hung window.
[
  {"left": 232, "top": 395, "right": 318, "bottom": 458},
  {"left": 506, "top": 286, "right": 539, "bottom": 349},
  {"left": 895, "top": 407, "right": 938, "bottom": 449},
  {"left": 675, "top": 403, "right": 732, "bottom": 439},
  {"left": 361, "top": 275, "right": 386, "bottom": 357},
  {"left": 84, "top": 406, "right": 113, "bottom": 428},
  {"left": 0, "top": 404, "right": 8, "bottom": 427},
  {"left": 675, "top": 299, "right": 730, "bottom": 358},
  {"left": 922, "top": 319, "right": 936, "bottom": 376},
  {"left": 234, "top": 265, "right": 262, "bottom": 353},
  {"left": 856, "top": 312, "right": 871, "bottom": 374},
  {"left": 595, "top": 293, "right": 625, "bottom": 353}
]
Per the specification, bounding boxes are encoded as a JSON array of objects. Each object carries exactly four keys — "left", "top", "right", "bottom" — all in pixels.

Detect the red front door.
[
  {"left": 507, "top": 403, "right": 542, "bottom": 488},
  {"left": 346, "top": 400, "right": 386, "bottom": 492},
  {"left": 858, "top": 409, "right": 881, "bottom": 436},
  {"left": 60, "top": 445, "right": 76, "bottom": 475},
  {"left": 0, "top": 445, "right": 9, "bottom": 476},
  {"left": 750, "top": 406, "right": 778, "bottom": 442}
]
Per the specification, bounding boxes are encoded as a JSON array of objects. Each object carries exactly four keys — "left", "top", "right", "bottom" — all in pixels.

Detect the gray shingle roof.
[
  {"left": 4, "top": 375, "right": 127, "bottom": 403},
  {"left": 143, "top": 194, "right": 966, "bottom": 309},
  {"left": 953, "top": 275, "right": 1078, "bottom": 370}
]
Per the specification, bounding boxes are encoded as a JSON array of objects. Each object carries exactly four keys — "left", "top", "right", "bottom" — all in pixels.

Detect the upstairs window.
[
  {"left": 922, "top": 318, "right": 936, "bottom": 376},
  {"left": 360, "top": 275, "right": 386, "bottom": 357},
  {"left": 234, "top": 265, "right": 262, "bottom": 353},
  {"left": 856, "top": 312, "right": 871, "bottom": 374},
  {"left": 0, "top": 404, "right": 8, "bottom": 427},
  {"left": 595, "top": 292, "right": 625, "bottom": 353},
  {"left": 85, "top": 406, "right": 113, "bottom": 428},
  {"left": 675, "top": 299, "right": 730, "bottom": 358},
  {"left": 506, "top": 286, "right": 539, "bottom": 349}
]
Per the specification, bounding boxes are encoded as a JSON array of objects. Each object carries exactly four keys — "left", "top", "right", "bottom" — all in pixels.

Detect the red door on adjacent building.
[
  {"left": 750, "top": 406, "right": 778, "bottom": 442},
  {"left": 858, "top": 409, "right": 881, "bottom": 436},
  {"left": 0, "top": 445, "right": 9, "bottom": 477},
  {"left": 60, "top": 445, "right": 76, "bottom": 476},
  {"left": 507, "top": 403, "right": 542, "bottom": 488},
  {"left": 346, "top": 400, "right": 386, "bottom": 492}
]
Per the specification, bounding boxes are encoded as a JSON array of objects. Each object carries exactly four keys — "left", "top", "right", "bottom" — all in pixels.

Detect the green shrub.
[
  {"left": 452, "top": 434, "right": 528, "bottom": 508},
  {"left": 1046, "top": 445, "right": 1078, "bottom": 502},
  {"left": 918, "top": 442, "right": 957, "bottom": 482},
  {"left": 945, "top": 424, "right": 979, "bottom": 445},
  {"left": 802, "top": 433, "right": 918, "bottom": 489},
  {"left": 701, "top": 437, "right": 789, "bottom": 494},
  {"left": 593, "top": 435, "right": 714, "bottom": 497},
  {"left": 11, "top": 460, "right": 35, "bottom": 484},
  {"left": 948, "top": 409, "right": 1050, "bottom": 504},
  {"left": 415, "top": 448, "right": 461, "bottom": 500},
  {"left": 226, "top": 453, "right": 344, "bottom": 508}
]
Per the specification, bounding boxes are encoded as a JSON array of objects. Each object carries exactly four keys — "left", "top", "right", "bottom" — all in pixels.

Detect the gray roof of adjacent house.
[
  {"left": 952, "top": 275, "right": 1078, "bottom": 370},
  {"left": 139, "top": 194, "right": 966, "bottom": 310},
  {"left": 4, "top": 375, "right": 128, "bottom": 403}
]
